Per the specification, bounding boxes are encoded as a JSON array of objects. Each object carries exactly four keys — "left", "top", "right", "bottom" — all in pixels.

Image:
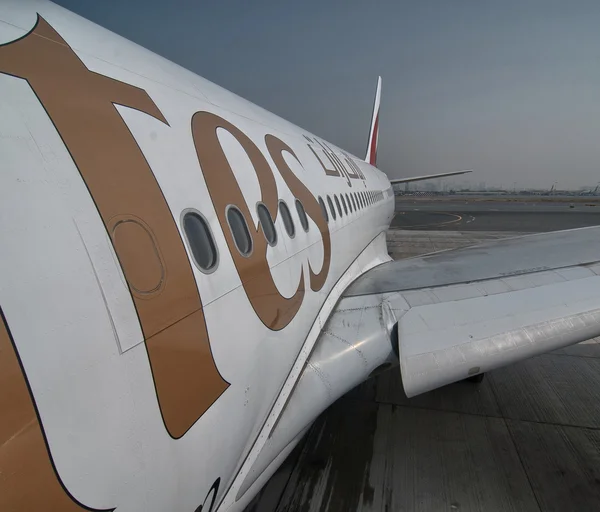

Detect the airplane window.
[
  {"left": 327, "top": 195, "right": 337, "bottom": 220},
  {"left": 279, "top": 200, "right": 296, "bottom": 238},
  {"left": 334, "top": 195, "right": 343, "bottom": 217},
  {"left": 295, "top": 199, "right": 310, "bottom": 232},
  {"left": 318, "top": 196, "right": 329, "bottom": 222},
  {"left": 347, "top": 193, "right": 354, "bottom": 213},
  {"left": 344, "top": 193, "right": 351, "bottom": 213},
  {"left": 183, "top": 211, "right": 218, "bottom": 272},
  {"left": 351, "top": 193, "right": 357, "bottom": 211},
  {"left": 361, "top": 192, "right": 365, "bottom": 208},
  {"left": 227, "top": 206, "right": 253, "bottom": 256},
  {"left": 341, "top": 194, "right": 348, "bottom": 215},
  {"left": 257, "top": 203, "right": 277, "bottom": 246}
]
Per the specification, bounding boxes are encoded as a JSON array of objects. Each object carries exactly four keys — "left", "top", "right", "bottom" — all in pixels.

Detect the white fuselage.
[{"left": 0, "top": 1, "right": 394, "bottom": 511}]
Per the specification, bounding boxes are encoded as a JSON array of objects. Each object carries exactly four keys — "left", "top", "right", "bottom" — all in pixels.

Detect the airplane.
[{"left": 1, "top": 2, "right": 600, "bottom": 511}]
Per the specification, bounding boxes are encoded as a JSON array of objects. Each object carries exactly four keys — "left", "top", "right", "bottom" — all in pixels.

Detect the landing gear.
[{"left": 466, "top": 373, "right": 485, "bottom": 384}]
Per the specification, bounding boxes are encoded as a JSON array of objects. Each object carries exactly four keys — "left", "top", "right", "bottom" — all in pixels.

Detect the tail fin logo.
[{"left": 365, "top": 76, "right": 382, "bottom": 167}]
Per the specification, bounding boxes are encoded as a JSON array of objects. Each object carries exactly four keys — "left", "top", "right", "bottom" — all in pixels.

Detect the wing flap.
[
  {"left": 399, "top": 276, "right": 600, "bottom": 397},
  {"left": 344, "top": 226, "right": 600, "bottom": 397}
]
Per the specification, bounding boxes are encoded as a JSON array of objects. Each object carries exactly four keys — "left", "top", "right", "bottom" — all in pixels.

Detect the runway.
[
  {"left": 392, "top": 197, "right": 600, "bottom": 232},
  {"left": 245, "top": 198, "right": 600, "bottom": 512}
]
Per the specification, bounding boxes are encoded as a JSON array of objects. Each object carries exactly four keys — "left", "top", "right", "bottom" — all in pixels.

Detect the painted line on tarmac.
[{"left": 400, "top": 211, "right": 463, "bottom": 229}]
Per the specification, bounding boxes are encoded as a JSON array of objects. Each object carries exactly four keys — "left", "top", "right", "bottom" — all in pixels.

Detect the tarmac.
[
  {"left": 392, "top": 198, "right": 600, "bottom": 232},
  {"left": 245, "top": 198, "right": 600, "bottom": 512}
]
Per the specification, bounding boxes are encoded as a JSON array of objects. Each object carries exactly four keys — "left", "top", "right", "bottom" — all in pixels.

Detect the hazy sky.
[{"left": 54, "top": 0, "right": 600, "bottom": 189}]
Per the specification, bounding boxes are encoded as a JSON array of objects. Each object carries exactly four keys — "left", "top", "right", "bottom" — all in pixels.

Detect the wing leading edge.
[
  {"left": 346, "top": 226, "right": 600, "bottom": 396},
  {"left": 388, "top": 169, "right": 472, "bottom": 184}
]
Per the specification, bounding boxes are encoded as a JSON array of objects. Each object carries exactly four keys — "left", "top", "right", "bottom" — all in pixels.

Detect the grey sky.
[{"left": 55, "top": 0, "right": 600, "bottom": 189}]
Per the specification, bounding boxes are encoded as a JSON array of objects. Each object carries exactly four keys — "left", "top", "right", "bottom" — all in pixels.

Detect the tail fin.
[{"left": 365, "top": 76, "right": 382, "bottom": 166}]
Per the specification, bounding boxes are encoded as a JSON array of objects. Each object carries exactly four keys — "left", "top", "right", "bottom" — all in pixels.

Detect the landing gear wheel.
[{"left": 466, "top": 373, "right": 485, "bottom": 384}]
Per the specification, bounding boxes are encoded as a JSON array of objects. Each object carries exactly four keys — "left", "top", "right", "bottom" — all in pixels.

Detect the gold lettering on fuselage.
[
  {"left": 191, "top": 112, "right": 305, "bottom": 330},
  {"left": 265, "top": 135, "right": 331, "bottom": 291},
  {"left": 319, "top": 140, "right": 351, "bottom": 186},
  {"left": 0, "top": 16, "right": 228, "bottom": 439},
  {"left": 0, "top": 309, "right": 111, "bottom": 511},
  {"left": 304, "top": 135, "right": 340, "bottom": 177},
  {"left": 303, "top": 135, "right": 365, "bottom": 186},
  {"left": 342, "top": 151, "right": 365, "bottom": 180},
  {"left": 0, "top": 17, "right": 338, "bottom": 490}
]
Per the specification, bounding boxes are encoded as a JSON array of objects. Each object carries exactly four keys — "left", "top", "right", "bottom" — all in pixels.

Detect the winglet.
[{"left": 365, "top": 76, "right": 382, "bottom": 166}]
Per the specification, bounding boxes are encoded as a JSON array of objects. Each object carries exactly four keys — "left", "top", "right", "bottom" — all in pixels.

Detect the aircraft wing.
[
  {"left": 238, "top": 227, "right": 600, "bottom": 493},
  {"left": 389, "top": 169, "right": 472, "bottom": 184},
  {"left": 346, "top": 226, "right": 600, "bottom": 397}
]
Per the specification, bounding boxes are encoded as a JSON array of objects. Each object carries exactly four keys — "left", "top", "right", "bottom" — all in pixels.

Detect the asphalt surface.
[
  {"left": 245, "top": 197, "right": 600, "bottom": 512},
  {"left": 392, "top": 198, "right": 600, "bottom": 232}
]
